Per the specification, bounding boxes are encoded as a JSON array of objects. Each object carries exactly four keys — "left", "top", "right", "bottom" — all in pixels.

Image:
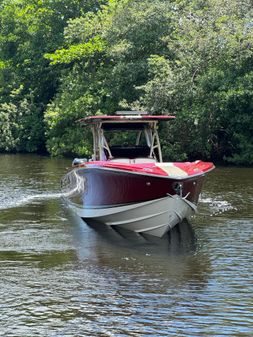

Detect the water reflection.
[
  {"left": 65, "top": 209, "right": 211, "bottom": 289},
  {"left": 81, "top": 217, "right": 197, "bottom": 255},
  {"left": 0, "top": 250, "right": 77, "bottom": 269},
  {"left": 1, "top": 156, "right": 253, "bottom": 337},
  {"left": 0, "top": 154, "right": 68, "bottom": 210},
  {"left": 199, "top": 167, "right": 253, "bottom": 218}
]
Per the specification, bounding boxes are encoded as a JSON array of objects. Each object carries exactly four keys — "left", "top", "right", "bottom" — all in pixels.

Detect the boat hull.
[
  {"left": 66, "top": 195, "right": 197, "bottom": 238},
  {"left": 62, "top": 166, "right": 205, "bottom": 207},
  {"left": 61, "top": 165, "right": 206, "bottom": 238}
]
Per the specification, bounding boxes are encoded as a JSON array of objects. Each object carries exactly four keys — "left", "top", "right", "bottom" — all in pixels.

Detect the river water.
[{"left": 0, "top": 154, "right": 252, "bottom": 337}]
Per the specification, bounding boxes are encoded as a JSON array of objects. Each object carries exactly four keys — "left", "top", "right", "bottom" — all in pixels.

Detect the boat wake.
[
  {"left": 0, "top": 191, "right": 65, "bottom": 210},
  {"left": 200, "top": 195, "right": 237, "bottom": 216},
  {"left": 0, "top": 169, "right": 82, "bottom": 211}
]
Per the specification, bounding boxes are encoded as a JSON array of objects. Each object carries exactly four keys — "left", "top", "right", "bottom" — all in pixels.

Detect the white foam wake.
[
  {"left": 200, "top": 195, "right": 237, "bottom": 215},
  {"left": 0, "top": 192, "right": 65, "bottom": 210}
]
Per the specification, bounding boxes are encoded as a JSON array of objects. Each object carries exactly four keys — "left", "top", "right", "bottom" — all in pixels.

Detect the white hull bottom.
[{"left": 68, "top": 195, "right": 197, "bottom": 238}]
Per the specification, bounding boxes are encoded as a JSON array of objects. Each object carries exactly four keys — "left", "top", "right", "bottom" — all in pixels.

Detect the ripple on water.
[
  {"left": 1, "top": 157, "right": 253, "bottom": 336},
  {"left": 1, "top": 215, "right": 253, "bottom": 337}
]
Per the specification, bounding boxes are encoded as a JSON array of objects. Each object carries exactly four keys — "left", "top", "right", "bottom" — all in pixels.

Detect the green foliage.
[
  {"left": 0, "top": 86, "right": 44, "bottom": 152},
  {"left": 0, "top": 0, "right": 252, "bottom": 165},
  {"left": 44, "top": 0, "right": 175, "bottom": 156},
  {"left": 0, "top": 0, "right": 103, "bottom": 153},
  {"left": 0, "top": 102, "right": 18, "bottom": 151},
  {"left": 137, "top": 55, "right": 176, "bottom": 114},
  {"left": 138, "top": 0, "right": 253, "bottom": 164},
  {"left": 44, "top": 36, "right": 107, "bottom": 65}
]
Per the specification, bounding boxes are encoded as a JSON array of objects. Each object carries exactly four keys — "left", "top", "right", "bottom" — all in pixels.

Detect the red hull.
[{"left": 64, "top": 166, "right": 206, "bottom": 207}]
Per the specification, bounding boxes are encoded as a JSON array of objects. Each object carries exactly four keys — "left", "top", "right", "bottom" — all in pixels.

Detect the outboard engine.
[{"left": 72, "top": 158, "right": 87, "bottom": 167}]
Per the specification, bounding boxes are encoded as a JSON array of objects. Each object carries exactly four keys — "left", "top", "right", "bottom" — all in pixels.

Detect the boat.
[{"left": 61, "top": 111, "right": 215, "bottom": 238}]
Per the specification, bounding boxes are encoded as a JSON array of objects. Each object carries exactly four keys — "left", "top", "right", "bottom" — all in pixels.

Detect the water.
[{"left": 0, "top": 154, "right": 253, "bottom": 337}]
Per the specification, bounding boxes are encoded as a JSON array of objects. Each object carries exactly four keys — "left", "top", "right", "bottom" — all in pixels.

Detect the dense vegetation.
[{"left": 0, "top": 0, "right": 252, "bottom": 164}]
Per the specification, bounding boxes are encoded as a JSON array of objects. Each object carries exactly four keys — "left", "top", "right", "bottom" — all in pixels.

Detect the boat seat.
[
  {"left": 110, "top": 146, "right": 150, "bottom": 158},
  {"left": 133, "top": 158, "right": 157, "bottom": 163},
  {"left": 108, "top": 158, "right": 132, "bottom": 163},
  {"left": 108, "top": 157, "right": 157, "bottom": 164}
]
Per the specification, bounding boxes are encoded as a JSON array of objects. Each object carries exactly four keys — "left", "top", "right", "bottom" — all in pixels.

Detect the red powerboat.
[{"left": 62, "top": 111, "right": 214, "bottom": 237}]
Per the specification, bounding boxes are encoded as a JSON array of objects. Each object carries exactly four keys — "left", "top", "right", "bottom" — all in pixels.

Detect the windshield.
[{"left": 104, "top": 129, "right": 147, "bottom": 147}]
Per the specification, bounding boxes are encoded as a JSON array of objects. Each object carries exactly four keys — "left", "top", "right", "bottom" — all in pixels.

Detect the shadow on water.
[
  {"left": 85, "top": 217, "right": 197, "bottom": 256},
  {"left": 64, "top": 208, "right": 211, "bottom": 287}
]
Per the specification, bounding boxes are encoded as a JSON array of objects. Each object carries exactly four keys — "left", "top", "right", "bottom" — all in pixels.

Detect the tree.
[
  {"left": 1, "top": 0, "right": 252, "bottom": 164},
  {"left": 0, "top": 0, "right": 103, "bottom": 152},
  {"left": 138, "top": 0, "right": 253, "bottom": 163},
  {"left": 44, "top": 0, "right": 175, "bottom": 156}
]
